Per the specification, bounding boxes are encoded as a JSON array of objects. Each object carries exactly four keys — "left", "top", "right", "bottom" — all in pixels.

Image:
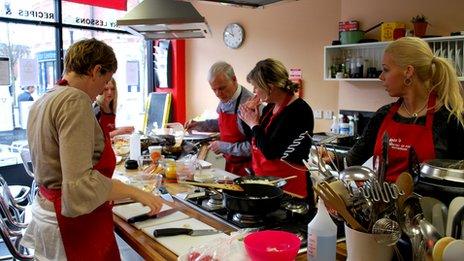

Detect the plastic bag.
[{"left": 178, "top": 229, "right": 253, "bottom": 261}]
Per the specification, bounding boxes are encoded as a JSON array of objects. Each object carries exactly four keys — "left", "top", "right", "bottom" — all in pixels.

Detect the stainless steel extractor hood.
[
  {"left": 183, "top": 0, "right": 298, "bottom": 8},
  {"left": 117, "top": 0, "right": 211, "bottom": 40}
]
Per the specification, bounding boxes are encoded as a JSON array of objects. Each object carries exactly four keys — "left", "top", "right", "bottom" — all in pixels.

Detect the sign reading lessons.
[{"left": 63, "top": 0, "right": 128, "bottom": 11}]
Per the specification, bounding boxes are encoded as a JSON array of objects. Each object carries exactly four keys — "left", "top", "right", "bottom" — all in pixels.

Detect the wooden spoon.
[
  {"left": 395, "top": 172, "right": 414, "bottom": 207},
  {"left": 178, "top": 181, "right": 244, "bottom": 191},
  {"left": 269, "top": 175, "right": 298, "bottom": 184}
]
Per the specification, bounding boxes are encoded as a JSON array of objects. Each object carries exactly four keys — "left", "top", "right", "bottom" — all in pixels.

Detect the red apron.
[
  {"left": 98, "top": 112, "right": 116, "bottom": 139},
  {"left": 373, "top": 93, "right": 436, "bottom": 182},
  {"left": 40, "top": 79, "right": 120, "bottom": 261},
  {"left": 219, "top": 91, "right": 252, "bottom": 176},
  {"left": 251, "top": 95, "right": 308, "bottom": 197}
]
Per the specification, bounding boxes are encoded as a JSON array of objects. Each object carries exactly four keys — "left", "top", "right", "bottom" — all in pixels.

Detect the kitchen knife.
[
  {"left": 158, "top": 186, "right": 174, "bottom": 202},
  {"left": 152, "top": 228, "right": 220, "bottom": 237},
  {"left": 127, "top": 208, "right": 177, "bottom": 224}
]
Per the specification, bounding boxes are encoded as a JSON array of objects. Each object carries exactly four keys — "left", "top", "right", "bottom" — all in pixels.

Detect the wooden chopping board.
[{"left": 141, "top": 218, "right": 230, "bottom": 256}]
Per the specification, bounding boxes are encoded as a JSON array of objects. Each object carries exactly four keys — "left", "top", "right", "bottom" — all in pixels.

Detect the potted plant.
[{"left": 411, "top": 14, "right": 429, "bottom": 37}]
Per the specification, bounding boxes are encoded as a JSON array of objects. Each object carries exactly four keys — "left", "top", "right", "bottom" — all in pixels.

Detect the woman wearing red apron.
[
  {"left": 321, "top": 37, "right": 464, "bottom": 186},
  {"left": 239, "top": 58, "right": 314, "bottom": 199},
  {"left": 22, "top": 39, "right": 163, "bottom": 260},
  {"left": 94, "top": 78, "right": 134, "bottom": 139}
]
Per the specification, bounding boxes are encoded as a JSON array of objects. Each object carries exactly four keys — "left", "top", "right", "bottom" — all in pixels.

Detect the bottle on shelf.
[
  {"left": 339, "top": 114, "right": 350, "bottom": 135},
  {"left": 330, "top": 115, "right": 339, "bottom": 134},
  {"left": 353, "top": 113, "right": 359, "bottom": 137},
  {"left": 348, "top": 116, "right": 355, "bottom": 136},
  {"left": 129, "top": 132, "right": 141, "bottom": 161},
  {"left": 307, "top": 198, "right": 337, "bottom": 261}
]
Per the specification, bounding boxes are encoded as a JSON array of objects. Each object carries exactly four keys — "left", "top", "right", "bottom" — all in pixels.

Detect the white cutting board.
[
  {"left": 446, "top": 196, "right": 464, "bottom": 237},
  {"left": 134, "top": 211, "right": 189, "bottom": 229},
  {"left": 113, "top": 202, "right": 152, "bottom": 220},
  {"left": 141, "top": 218, "right": 230, "bottom": 256},
  {"left": 113, "top": 203, "right": 189, "bottom": 229}
]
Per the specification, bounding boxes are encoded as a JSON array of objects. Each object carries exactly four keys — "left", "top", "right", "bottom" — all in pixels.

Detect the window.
[{"left": 0, "top": 0, "right": 148, "bottom": 166}]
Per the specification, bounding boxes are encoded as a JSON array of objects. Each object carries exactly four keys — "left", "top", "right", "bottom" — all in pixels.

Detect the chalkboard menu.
[{"left": 144, "top": 92, "right": 172, "bottom": 135}]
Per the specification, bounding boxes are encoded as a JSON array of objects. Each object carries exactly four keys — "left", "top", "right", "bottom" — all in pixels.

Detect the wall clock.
[{"left": 223, "top": 23, "right": 245, "bottom": 49}]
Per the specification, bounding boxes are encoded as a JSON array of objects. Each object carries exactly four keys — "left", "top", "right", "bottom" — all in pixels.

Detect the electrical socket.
[
  {"left": 323, "top": 110, "right": 333, "bottom": 119},
  {"left": 314, "top": 110, "right": 323, "bottom": 119}
]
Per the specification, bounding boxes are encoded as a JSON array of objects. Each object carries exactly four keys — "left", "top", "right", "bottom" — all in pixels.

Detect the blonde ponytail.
[{"left": 430, "top": 57, "right": 464, "bottom": 126}]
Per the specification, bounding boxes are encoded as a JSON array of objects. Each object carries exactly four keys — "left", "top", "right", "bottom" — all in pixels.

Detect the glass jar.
[{"left": 164, "top": 159, "right": 177, "bottom": 180}]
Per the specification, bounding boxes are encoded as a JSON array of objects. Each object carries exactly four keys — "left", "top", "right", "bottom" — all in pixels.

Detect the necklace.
[{"left": 401, "top": 101, "right": 428, "bottom": 117}]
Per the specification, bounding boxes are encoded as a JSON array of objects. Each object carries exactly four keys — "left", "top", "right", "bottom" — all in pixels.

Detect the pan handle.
[
  {"left": 244, "top": 167, "right": 255, "bottom": 176},
  {"left": 364, "top": 22, "right": 384, "bottom": 33}
]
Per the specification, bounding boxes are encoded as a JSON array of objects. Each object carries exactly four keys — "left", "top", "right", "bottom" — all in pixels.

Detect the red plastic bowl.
[{"left": 244, "top": 230, "right": 301, "bottom": 261}]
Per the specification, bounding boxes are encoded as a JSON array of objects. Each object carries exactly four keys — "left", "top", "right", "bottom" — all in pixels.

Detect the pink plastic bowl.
[{"left": 244, "top": 230, "right": 301, "bottom": 261}]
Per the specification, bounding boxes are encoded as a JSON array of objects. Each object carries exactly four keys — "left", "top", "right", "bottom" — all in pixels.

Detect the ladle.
[
  {"left": 339, "top": 165, "right": 377, "bottom": 182},
  {"left": 400, "top": 196, "right": 426, "bottom": 261},
  {"left": 418, "top": 219, "right": 443, "bottom": 254}
]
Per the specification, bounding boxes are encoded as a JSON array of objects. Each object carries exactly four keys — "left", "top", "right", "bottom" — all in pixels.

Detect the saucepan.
[
  {"left": 223, "top": 184, "right": 283, "bottom": 215},
  {"left": 340, "top": 22, "right": 383, "bottom": 44}
]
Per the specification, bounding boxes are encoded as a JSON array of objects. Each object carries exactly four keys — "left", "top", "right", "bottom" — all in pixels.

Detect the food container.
[
  {"left": 113, "top": 134, "right": 130, "bottom": 156},
  {"left": 380, "top": 22, "right": 405, "bottom": 41},
  {"left": 164, "top": 159, "right": 177, "bottom": 180},
  {"left": 175, "top": 161, "right": 195, "bottom": 182}
]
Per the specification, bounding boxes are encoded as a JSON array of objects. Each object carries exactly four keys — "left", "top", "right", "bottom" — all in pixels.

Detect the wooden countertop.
[{"left": 113, "top": 171, "right": 347, "bottom": 260}]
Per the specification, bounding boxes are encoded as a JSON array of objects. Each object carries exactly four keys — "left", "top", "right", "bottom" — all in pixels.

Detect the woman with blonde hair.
[
  {"left": 94, "top": 77, "right": 134, "bottom": 138},
  {"left": 322, "top": 37, "right": 464, "bottom": 184},
  {"left": 239, "top": 58, "right": 314, "bottom": 199}
]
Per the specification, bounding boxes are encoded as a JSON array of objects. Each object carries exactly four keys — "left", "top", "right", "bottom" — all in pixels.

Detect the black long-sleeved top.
[
  {"left": 345, "top": 102, "right": 464, "bottom": 167},
  {"left": 251, "top": 98, "right": 314, "bottom": 164}
]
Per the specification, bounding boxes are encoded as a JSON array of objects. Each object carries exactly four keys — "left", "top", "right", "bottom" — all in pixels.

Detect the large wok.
[{"left": 223, "top": 184, "right": 283, "bottom": 215}]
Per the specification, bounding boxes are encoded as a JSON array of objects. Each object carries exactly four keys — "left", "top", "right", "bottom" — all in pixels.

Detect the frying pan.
[{"left": 223, "top": 184, "right": 283, "bottom": 215}]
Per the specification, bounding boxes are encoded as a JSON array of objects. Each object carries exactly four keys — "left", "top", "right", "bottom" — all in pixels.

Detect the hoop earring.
[{"left": 404, "top": 78, "right": 412, "bottom": 86}]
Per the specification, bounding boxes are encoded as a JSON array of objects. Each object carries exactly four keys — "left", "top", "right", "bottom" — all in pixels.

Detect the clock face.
[{"left": 223, "top": 23, "right": 245, "bottom": 49}]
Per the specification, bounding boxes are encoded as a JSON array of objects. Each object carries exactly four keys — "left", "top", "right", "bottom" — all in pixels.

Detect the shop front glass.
[{"left": 0, "top": 0, "right": 146, "bottom": 166}]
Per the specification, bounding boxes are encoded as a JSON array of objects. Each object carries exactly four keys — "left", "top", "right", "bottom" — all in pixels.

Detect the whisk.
[{"left": 372, "top": 218, "right": 401, "bottom": 246}]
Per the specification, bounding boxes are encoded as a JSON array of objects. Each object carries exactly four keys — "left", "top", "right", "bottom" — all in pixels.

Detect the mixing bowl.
[{"left": 244, "top": 230, "right": 300, "bottom": 261}]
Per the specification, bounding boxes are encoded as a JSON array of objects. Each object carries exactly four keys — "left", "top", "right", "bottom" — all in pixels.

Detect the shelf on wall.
[{"left": 324, "top": 35, "right": 464, "bottom": 81}]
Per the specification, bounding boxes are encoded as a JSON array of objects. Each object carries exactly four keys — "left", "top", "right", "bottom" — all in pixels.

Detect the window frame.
[{"left": 0, "top": 0, "right": 152, "bottom": 89}]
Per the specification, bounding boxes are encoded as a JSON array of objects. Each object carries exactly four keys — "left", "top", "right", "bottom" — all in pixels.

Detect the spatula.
[{"left": 178, "top": 181, "right": 244, "bottom": 191}]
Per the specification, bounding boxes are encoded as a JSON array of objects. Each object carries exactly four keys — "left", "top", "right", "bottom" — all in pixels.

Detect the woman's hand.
[
  {"left": 110, "top": 126, "right": 134, "bottom": 138},
  {"left": 109, "top": 180, "right": 163, "bottom": 215},
  {"left": 238, "top": 102, "right": 260, "bottom": 128},
  {"left": 132, "top": 189, "right": 163, "bottom": 216},
  {"left": 318, "top": 146, "right": 335, "bottom": 164}
]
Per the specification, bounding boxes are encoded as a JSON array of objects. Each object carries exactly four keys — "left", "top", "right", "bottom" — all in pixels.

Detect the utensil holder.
[{"left": 345, "top": 224, "right": 393, "bottom": 261}]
